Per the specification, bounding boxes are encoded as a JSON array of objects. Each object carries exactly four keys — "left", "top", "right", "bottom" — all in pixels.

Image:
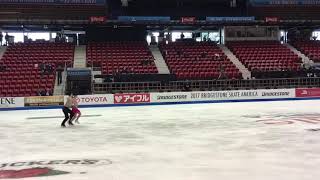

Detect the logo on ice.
[
  {"left": 114, "top": 93, "right": 150, "bottom": 104},
  {"left": 0, "top": 159, "right": 112, "bottom": 179}
]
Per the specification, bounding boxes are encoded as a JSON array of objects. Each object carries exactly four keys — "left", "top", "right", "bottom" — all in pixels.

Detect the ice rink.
[{"left": 1, "top": 100, "right": 320, "bottom": 179}]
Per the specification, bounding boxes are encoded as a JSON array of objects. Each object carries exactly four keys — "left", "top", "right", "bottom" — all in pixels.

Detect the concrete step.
[
  {"left": 285, "top": 43, "right": 313, "bottom": 64},
  {"left": 0, "top": 46, "right": 7, "bottom": 59},
  {"left": 149, "top": 45, "right": 170, "bottom": 74},
  {"left": 53, "top": 71, "right": 66, "bottom": 95},
  {"left": 73, "top": 45, "right": 87, "bottom": 68},
  {"left": 218, "top": 45, "right": 251, "bottom": 79}
]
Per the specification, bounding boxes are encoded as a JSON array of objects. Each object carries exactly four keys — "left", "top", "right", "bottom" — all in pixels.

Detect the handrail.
[{"left": 93, "top": 77, "right": 320, "bottom": 94}]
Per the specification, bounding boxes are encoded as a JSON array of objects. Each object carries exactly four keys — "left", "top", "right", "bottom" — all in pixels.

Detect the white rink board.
[
  {"left": 64, "top": 94, "right": 114, "bottom": 105},
  {"left": 151, "top": 89, "right": 295, "bottom": 103},
  {"left": 0, "top": 97, "right": 24, "bottom": 108},
  {"left": 151, "top": 92, "right": 190, "bottom": 102}
]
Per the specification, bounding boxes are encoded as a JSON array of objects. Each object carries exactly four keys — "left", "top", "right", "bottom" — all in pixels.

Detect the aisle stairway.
[
  {"left": 0, "top": 46, "right": 7, "bottom": 59},
  {"left": 218, "top": 44, "right": 251, "bottom": 79},
  {"left": 73, "top": 45, "right": 87, "bottom": 68},
  {"left": 149, "top": 45, "right": 170, "bottom": 74}
]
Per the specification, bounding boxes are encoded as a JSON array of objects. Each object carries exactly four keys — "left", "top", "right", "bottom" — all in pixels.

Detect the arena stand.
[
  {"left": 159, "top": 41, "right": 241, "bottom": 80},
  {"left": 227, "top": 41, "right": 303, "bottom": 79},
  {"left": 291, "top": 41, "right": 320, "bottom": 63},
  {"left": 0, "top": 42, "right": 74, "bottom": 97},
  {"left": 87, "top": 41, "right": 158, "bottom": 75}
]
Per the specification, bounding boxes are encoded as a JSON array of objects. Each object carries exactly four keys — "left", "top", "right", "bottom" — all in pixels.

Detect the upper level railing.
[{"left": 93, "top": 77, "right": 320, "bottom": 94}]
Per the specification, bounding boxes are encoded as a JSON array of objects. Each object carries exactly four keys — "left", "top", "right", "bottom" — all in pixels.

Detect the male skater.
[{"left": 61, "top": 94, "right": 75, "bottom": 127}]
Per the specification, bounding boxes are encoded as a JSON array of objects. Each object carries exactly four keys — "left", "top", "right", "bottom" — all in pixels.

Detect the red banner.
[
  {"left": 296, "top": 88, "right": 320, "bottom": 98},
  {"left": 265, "top": 17, "right": 278, "bottom": 23},
  {"left": 114, "top": 93, "right": 150, "bottom": 104},
  {"left": 181, "top": 17, "right": 196, "bottom": 24},
  {"left": 90, "top": 16, "right": 107, "bottom": 23}
]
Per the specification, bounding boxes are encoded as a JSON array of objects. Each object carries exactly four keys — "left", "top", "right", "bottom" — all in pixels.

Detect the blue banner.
[
  {"left": 0, "top": 0, "right": 105, "bottom": 5},
  {"left": 118, "top": 16, "right": 171, "bottom": 22},
  {"left": 250, "top": 0, "right": 320, "bottom": 5},
  {"left": 206, "top": 17, "right": 255, "bottom": 22}
]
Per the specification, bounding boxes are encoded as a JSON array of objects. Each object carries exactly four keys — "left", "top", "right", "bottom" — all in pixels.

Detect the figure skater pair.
[{"left": 61, "top": 94, "right": 81, "bottom": 127}]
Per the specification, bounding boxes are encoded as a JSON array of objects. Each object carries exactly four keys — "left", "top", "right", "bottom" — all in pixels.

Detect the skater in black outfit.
[{"left": 61, "top": 95, "right": 75, "bottom": 127}]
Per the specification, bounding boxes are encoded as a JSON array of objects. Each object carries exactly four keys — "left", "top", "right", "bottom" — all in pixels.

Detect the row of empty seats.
[
  {"left": 160, "top": 41, "right": 241, "bottom": 80},
  {"left": 0, "top": 42, "right": 74, "bottom": 97},
  {"left": 87, "top": 42, "right": 158, "bottom": 75},
  {"left": 227, "top": 41, "right": 302, "bottom": 73},
  {"left": 291, "top": 41, "right": 320, "bottom": 63}
]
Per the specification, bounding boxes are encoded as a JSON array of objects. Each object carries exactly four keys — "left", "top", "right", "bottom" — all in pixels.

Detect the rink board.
[{"left": 1, "top": 88, "right": 320, "bottom": 111}]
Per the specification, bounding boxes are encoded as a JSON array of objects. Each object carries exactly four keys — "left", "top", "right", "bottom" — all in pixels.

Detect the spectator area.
[
  {"left": 227, "top": 41, "right": 302, "bottom": 78},
  {"left": 159, "top": 41, "right": 241, "bottom": 80},
  {"left": 291, "top": 41, "right": 320, "bottom": 63},
  {"left": 87, "top": 41, "right": 158, "bottom": 75},
  {"left": 0, "top": 42, "right": 74, "bottom": 97}
]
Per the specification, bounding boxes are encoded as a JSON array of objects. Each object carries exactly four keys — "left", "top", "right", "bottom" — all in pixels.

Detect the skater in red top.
[{"left": 71, "top": 95, "right": 81, "bottom": 124}]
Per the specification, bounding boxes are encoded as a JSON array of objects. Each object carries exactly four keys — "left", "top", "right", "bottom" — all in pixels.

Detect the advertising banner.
[
  {"left": 114, "top": 93, "right": 150, "bottom": 104},
  {"left": 190, "top": 89, "right": 295, "bottom": 101},
  {"left": 265, "top": 17, "right": 279, "bottom": 23},
  {"left": 181, "top": 17, "right": 196, "bottom": 24},
  {"left": 151, "top": 92, "right": 190, "bottom": 103},
  {"left": 296, "top": 88, "right": 320, "bottom": 98},
  {"left": 25, "top": 96, "right": 64, "bottom": 106},
  {"left": 151, "top": 89, "right": 295, "bottom": 103},
  {"left": 90, "top": 16, "right": 107, "bottom": 23},
  {"left": 206, "top": 16, "right": 255, "bottom": 22},
  {"left": 0, "top": 97, "right": 24, "bottom": 108},
  {"left": 250, "top": 0, "right": 320, "bottom": 6},
  {"left": 117, "top": 16, "right": 171, "bottom": 22},
  {"left": 68, "top": 94, "right": 113, "bottom": 105}
]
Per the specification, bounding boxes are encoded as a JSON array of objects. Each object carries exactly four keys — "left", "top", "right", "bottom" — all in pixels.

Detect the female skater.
[
  {"left": 71, "top": 95, "right": 81, "bottom": 124},
  {"left": 61, "top": 94, "right": 75, "bottom": 127}
]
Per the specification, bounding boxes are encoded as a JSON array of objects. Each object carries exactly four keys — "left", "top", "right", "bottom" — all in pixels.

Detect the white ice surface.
[{"left": 1, "top": 100, "right": 320, "bottom": 180}]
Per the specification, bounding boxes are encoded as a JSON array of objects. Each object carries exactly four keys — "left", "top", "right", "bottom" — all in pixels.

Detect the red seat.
[
  {"left": 159, "top": 41, "right": 241, "bottom": 80},
  {"left": 227, "top": 41, "right": 302, "bottom": 73},
  {"left": 0, "top": 42, "right": 74, "bottom": 97},
  {"left": 87, "top": 41, "right": 158, "bottom": 75}
]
